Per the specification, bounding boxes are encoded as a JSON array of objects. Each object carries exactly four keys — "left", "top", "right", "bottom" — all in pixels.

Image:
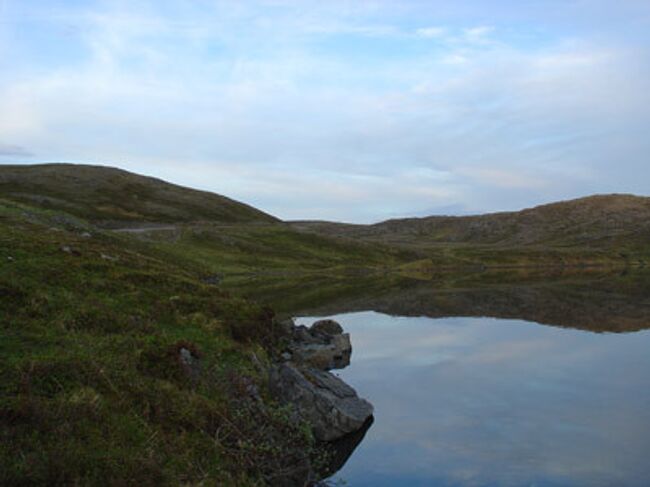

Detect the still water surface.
[
  {"left": 224, "top": 270, "right": 650, "bottom": 486},
  {"left": 295, "top": 312, "right": 650, "bottom": 486}
]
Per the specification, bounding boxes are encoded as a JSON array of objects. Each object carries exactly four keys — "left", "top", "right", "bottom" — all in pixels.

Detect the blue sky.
[{"left": 1, "top": 0, "right": 649, "bottom": 222}]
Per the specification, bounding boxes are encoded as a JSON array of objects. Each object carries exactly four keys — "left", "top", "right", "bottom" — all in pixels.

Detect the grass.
[
  {"left": 147, "top": 223, "right": 418, "bottom": 275},
  {"left": 0, "top": 200, "right": 321, "bottom": 486},
  {"left": 0, "top": 163, "right": 278, "bottom": 225}
]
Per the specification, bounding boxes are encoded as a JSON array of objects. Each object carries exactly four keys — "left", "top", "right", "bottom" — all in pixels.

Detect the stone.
[
  {"left": 289, "top": 320, "right": 351, "bottom": 370},
  {"left": 60, "top": 245, "right": 81, "bottom": 256},
  {"left": 311, "top": 319, "right": 344, "bottom": 336},
  {"left": 269, "top": 363, "right": 374, "bottom": 442},
  {"left": 178, "top": 347, "right": 200, "bottom": 381},
  {"left": 293, "top": 325, "right": 320, "bottom": 344},
  {"left": 290, "top": 334, "right": 351, "bottom": 370},
  {"left": 202, "top": 274, "right": 223, "bottom": 285}
]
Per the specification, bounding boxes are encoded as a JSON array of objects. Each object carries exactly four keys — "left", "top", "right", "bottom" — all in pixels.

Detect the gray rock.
[
  {"left": 60, "top": 245, "right": 81, "bottom": 256},
  {"left": 293, "top": 325, "right": 320, "bottom": 344},
  {"left": 201, "top": 274, "right": 223, "bottom": 285},
  {"left": 311, "top": 319, "right": 344, "bottom": 336},
  {"left": 179, "top": 347, "right": 200, "bottom": 381},
  {"left": 269, "top": 363, "right": 374, "bottom": 441},
  {"left": 289, "top": 320, "right": 351, "bottom": 370},
  {"left": 291, "top": 333, "right": 351, "bottom": 370}
]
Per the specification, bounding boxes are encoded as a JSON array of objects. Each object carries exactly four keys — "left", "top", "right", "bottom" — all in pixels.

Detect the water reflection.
[
  {"left": 223, "top": 270, "right": 650, "bottom": 485},
  {"left": 226, "top": 269, "right": 650, "bottom": 333},
  {"left": 300, "top": 313, "right": 650, "bottom": 486}
]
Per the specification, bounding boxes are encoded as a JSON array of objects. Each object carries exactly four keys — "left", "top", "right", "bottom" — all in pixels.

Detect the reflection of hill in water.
[{"left": 224, "top": 269, "right": 650, "bottom": 333}]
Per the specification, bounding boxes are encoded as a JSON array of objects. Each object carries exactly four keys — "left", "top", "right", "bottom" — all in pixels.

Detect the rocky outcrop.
[
  {"left": 270, "top": 319, "right": 373, "bottom": 442},
  {"left": 287, "top": 321, "right": 352, "bottom": 370}
]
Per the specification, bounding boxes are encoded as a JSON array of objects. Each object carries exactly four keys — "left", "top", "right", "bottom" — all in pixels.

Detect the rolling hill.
[
  {"left": 0, "top": 164, "right": 415, "bottom": 273},
  {"left": 2, "top": 163, "right": 648, "bottom": 269},
  {"left": 0, "top": 163, "right": 278, "bottom": 226},
  {"left": 290, "top": 194, "right": 650, "bottom": 266}
]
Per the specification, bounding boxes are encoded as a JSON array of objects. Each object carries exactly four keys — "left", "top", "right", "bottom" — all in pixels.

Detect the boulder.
[
  {"left": 289, "top": 320, "right": 351, "bottom": 370},
  {"left": 290, "top": 334, "right": 351, "bottom": 370},
  {"left": 311, "top": 319, "right": 343, "bottom": 336},
  {"left": 269, "top": 363, "right": 374, "bottom": 442}
]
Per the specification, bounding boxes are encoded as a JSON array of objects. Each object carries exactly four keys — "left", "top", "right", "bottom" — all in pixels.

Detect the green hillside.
[
  {"left": 0, "top": 198, "right": 322, "bottom": 486},
  {"left": 0, "top": 164, "right": 278, "bottom": 226},
  {"left": 290, "top": 195, "right": 650, "bottom": 267}
]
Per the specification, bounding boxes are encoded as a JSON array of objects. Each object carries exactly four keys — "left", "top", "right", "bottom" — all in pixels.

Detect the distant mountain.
[
  {"left": 291, "top": 194, "right": 650, "bottom": 250},
  {"left": 0, "top": 163, "right": 278, "bottom": 226}
]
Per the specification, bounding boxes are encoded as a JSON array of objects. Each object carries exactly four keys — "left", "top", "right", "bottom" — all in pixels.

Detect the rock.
[
  {"left": 202, "top": 274, "right": 223, "bottom": 285},
  {"left": 311, "top": 319, "right": 343, "bottom": 336},
  {"left": 293, "top": 325, "right": 320, "bottom": 344},
  {"left": 60, "top": 245, "right": 81, "bottom": 256},
  {"left": 81, "top": 232, "right": 92, "bottom": 238},
  {"left": 269, "top": 363, "right": 374, "bottom": 442},
  {"left": 319, "top": 416, "right": 374, "bottom": 479},
  {"left": 291, "top": 334, "right": 351, "bottom": 370},
  {"left": 290, "top": 320, "right": 351, "bottom": 370},
  {"left": 249, "top": 352, "right": 266, "bottom": 376},
  {"left": 178, "top": 347, "right": 200, "bottom": 382}
]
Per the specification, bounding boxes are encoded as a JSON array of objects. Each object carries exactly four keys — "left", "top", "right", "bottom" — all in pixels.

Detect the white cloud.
[
  {"left": 463, "top": 25, "right": 494, "bottom": 40},
  {"left": 416, "top": 26, "right": 447, "bottom": 38}
]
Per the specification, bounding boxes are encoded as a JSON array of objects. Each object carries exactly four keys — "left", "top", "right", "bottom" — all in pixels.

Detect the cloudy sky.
[{"left": 1, "top": 0, "right": 649, "bottom": 222}]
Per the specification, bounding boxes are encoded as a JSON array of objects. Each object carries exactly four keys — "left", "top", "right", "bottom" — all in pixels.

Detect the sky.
[{"left": 1, "top": 0, "right": 649, "bottom": 223}]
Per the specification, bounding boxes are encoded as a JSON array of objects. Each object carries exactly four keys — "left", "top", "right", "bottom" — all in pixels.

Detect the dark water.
[{"left": 224, "top": 270, "right": 650, "bottom": 486}]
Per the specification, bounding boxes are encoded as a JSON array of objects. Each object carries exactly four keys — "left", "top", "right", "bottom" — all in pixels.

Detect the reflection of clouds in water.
[{"left": 309, "top": 313, "right": 650, "bottom": 487}]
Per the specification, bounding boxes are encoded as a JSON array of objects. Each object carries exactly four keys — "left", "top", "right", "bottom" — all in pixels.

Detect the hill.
[
  {"left": 0, "top": 164, "right": 415, "bottom": 274},
  {"left": 0, "top": 163, "right": 278, "bottom": 226},
  {"left": 290, "top": 195, "right": 650, "bottom": 266},
  {"left": 373, "top": 194, "right": 650, "bottom": 246},
  {"left": 2, "top": 164, "right": 648, "bottom": 269},
  {"left": 0, "top": 198, "right": 324, "bottom": 485}
]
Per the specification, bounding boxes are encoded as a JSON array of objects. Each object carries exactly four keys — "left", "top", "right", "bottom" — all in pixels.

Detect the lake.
[{"left": 225, "top": 269, "right": 650, "bottom": 486}]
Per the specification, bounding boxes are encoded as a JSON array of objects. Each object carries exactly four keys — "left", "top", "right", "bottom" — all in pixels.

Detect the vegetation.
[
  {"left": 2, "top": 163, "right": 649, "bottom": 484},
  {"left": 2, "top": 164, "right": 649, "bottom": 273},
  {"left": 0, "top": 200, "right": 321, "bottom": 485},
  {"left": 0, "top": 163, "right": 278, "bottom": 225},
  {"left": 223, "top": 267, "right": 650, "bottom": 333},
  {"left": 291, "top": 194, "right": 650, "bottom": 267}
]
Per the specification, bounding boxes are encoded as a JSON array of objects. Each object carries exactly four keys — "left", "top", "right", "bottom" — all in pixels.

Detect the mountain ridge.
[{"left": 290, "top": 193, "right": 650, "bottom": 249}]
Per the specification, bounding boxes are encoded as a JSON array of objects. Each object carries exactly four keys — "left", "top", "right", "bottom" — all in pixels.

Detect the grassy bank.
[{"left": 0, "top": 200, "right": 321, "bottom": 485}]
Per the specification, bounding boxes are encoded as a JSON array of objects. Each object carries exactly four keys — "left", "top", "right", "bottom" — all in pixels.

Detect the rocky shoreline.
[
  {"left": 268, "top": 318, "right": 374, "bottom": 483},
  {"left": 270, "top": 319, "right": 374, "bottom": 442}
]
